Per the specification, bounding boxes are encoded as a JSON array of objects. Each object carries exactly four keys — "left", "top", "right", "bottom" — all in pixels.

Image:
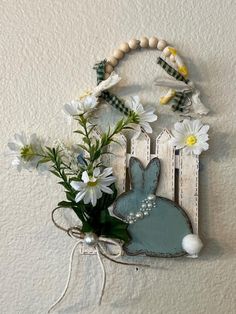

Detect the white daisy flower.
[
  {"left": 63, "top": 96, "right": 98, "bottom": 117},
  {"left": 170, "top": 119, "right": 209, "bottom": 155},
  {"left": 128, "top": 96, "right": 157, "bottom": 134},
  {"left": 71, "top": 167, "right": 116, "bottom": 206},
  {"left": 63, "top": 72, "right": 121, "bottom": 117},
  {"left": 6, "top": 132, "right": 47, "bottom": 172}
]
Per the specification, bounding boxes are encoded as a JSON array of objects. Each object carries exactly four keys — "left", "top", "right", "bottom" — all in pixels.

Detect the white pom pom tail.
[{"left": 182, "top": 234, "right": 203, "bottom": 257}]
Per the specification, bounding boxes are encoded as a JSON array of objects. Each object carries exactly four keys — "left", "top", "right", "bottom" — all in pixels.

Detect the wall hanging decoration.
[{"left": 7, "top": 36, "right": 210, "bottom": 312}]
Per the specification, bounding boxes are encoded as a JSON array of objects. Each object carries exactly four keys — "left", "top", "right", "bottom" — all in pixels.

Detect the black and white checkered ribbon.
[
  {"left": 157, "top": 57, "right": 189, "bottom": 84},
  {"left": 157, "top": 57, "right": 192, "bottom": 112},
  {"left": 94, "top": 60, "right": 131, "bottom": 115}
]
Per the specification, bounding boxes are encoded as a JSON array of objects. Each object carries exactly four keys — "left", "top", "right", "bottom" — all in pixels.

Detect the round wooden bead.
[
  {"left": 163, "top": 47, "right": 171, "bottom": 57},
  {"left": 128, "top": 38, "right": 139, "bottom": 50},
  {"left": 113, "top": 49, "right": 124, "bottom": 60},
  {"left": 107, "top": 56, "right": 118, "bottom": 67},
  {"left": 149, "top": 36, "right": 158, "bottom": 48},
  {"left": 170, "top": 54, "right": 176, "bottom": 62},
  {"left": 119, "top": 42, "right": 130, "bottom": 53},
  {"left": 140, "top": 36, "right": 149, "bottom": 48},
  {"left": 104, "top": 73, "right": 110, "bottom": 79},
  {"left": 105, "top": 63, "right": 113, "bottom": 74},
  {"left": 157, "top": 39, "right": 167, "bottom": 51}
]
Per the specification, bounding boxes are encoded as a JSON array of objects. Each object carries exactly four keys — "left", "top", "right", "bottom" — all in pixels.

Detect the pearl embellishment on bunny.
[
  {"left": 147, "top": 194, "right": 156, "bottom": 201},
  {"left": 136, "top": 212, "right": 144, "bottom": 219},
  {"left": 126, "top": 194, "right": 157, "bottom": 224}
]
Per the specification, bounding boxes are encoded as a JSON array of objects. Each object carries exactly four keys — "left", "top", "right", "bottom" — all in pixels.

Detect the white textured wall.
[{"left": 1, "top": 0, "right": 236, "bottom": 313}]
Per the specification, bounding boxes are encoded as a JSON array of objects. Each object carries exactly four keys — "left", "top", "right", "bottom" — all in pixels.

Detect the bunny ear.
[
  {"left": 129, "top": 157, "right": 144, "bottom": 191},
  {"left": 144, "top": 158, "right": 160, "bottom": 194}
]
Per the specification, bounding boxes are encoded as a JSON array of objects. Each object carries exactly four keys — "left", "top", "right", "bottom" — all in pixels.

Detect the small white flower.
[
  {"left": 170, "top": 119, "right": 209, "bottom": 155},
  {"left": 6, "top": 132, "right": 47, "bottom": 172},
  {"left": 71, "top": 167, "right": 116, "bottom": 206},
  {"left": 128, "top": 96, "right": 157, "bottom": 134},
  {"left": 63, "top": 101, "right": 81, "bottom": 116},
  {"left": 63, "top": 96, "right": 98, "bottom": 117},
  {"left": 53, "top": 139, "right": 83, "bottom": 173},
  {"left": 64, "top": 72, "right": 121, "bottom": 117}
]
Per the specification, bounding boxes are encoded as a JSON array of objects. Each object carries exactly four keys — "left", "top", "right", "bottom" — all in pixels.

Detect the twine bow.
[{"left": 48, "top": 208, "right": 149, "bottom": 313}]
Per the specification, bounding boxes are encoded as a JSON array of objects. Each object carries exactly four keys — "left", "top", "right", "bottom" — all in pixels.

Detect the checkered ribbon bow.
[
  {"left": 156, "top": 57, "right": 209, "bottom": 115},
  {"left": 157, "top": 57, "right": 192, "bottom": 113}
]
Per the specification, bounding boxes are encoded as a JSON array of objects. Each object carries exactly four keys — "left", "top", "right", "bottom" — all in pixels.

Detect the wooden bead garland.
[
  {"left": 104, "top": 36, "right": 186, "bottom": 79},
  {"left": 113, "top": 49, "right": 124, "bottom": 60},
  {"left": 107, "top": 56, "right": 118, "bottom": 67},
  {"left": 163, "top": 46, "right": 171, "bottom": 57},
  {"left": 119, "top": 42, "right": 130, "bottom": 53},
  {"left": 149, "top": 36, "right": 158, "bottom": 48},
  {"left": 128, "top": 38, "right": 140, "bottom": 50},
  {"left": 105, "top": 63, "right": 113, "bottom": 74},
  {"left": 140, "top": 36, "right": 149, "bottom": 48},
  {"left": 157, "top": 39, "right": 167, "bottom": 50}
]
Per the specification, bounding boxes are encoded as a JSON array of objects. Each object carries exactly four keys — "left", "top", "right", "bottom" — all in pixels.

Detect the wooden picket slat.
[
  {"left": 178, "top": 150, "right": 199, "bottom": 234},
  {"left": 106, "top": 134, "right": 127, "bottom": 194},
  {"left": 130, "top": 132, "right": 151, "bottom": 166},
  {"left": 155, "top": 129, "right": 175, "bottom": 200}
]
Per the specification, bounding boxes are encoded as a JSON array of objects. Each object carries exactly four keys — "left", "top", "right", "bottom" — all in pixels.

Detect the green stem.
[{"left": 76, "top": 113, "right": 138, "bottom": 172}]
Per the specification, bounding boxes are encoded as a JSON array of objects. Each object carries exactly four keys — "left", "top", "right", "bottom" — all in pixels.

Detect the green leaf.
[
  {"left": 83, "top": 137, "right": 90, "bottom": 145},
  {"left": 93, "top": 150, "right": 101, "bottom": 160},
  {"left": 81, "top": 221, "right": 93, "bottom": 233},
  {"left": 72, "top": 204, "right": 86, "bottom": 223},
  {"left": 38, "top": 156, "right": 51, "bottom": 164},
  {"left": 50, "top": 170, "right": 61, "bottom": 178},
  {"left": 66, "top": 192, "right": 75, "bottom": 202},
  {"left": 58, "top": 181, "right": 70, "bottom": 189},
  {"left": 78, "top": 144, "right": 90, "bottom": 153},
  {"left": 87, "top": 125, "right": 97, "bottom": 135},
  {"left": 58, "top": 201, "right": 73, "bottom": 208},
  {"left": 74, "top": 130, "right": 85, "bottom": 136},
  {"left": 100, "top": 210, "right": 130, "bottom": 243}
]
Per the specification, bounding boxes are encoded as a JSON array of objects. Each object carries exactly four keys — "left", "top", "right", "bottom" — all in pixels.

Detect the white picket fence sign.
[{"left": 104, "top": 129, "right": 199, "bottom": 234}]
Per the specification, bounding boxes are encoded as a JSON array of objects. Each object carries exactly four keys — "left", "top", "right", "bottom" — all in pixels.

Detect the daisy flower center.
[
  {"left": 134, "top": 113, "right": 140, "bottom": 123},
  {"left": 87, "top": 180, "right": 98, "bottom": 187},
  {"left": 79, "top": 90, "right": 92, "bottom": 100},
  {"left": 185, "top": 135, "right": 197, "bottom": 146},
  {"left": 20, "top": 145, "right": 35, "bottom": 161}
]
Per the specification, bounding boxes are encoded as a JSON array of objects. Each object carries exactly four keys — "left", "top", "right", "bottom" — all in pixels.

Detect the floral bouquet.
[{"left": 7, "top": 72, "right": 157, "bottom": 244}]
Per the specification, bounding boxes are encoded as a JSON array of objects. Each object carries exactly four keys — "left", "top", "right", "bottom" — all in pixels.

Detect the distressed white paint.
[
  {"left": 155, "top": 128, "right": 175, "bottom": 200},
  {"left": 179, "top": 150, "right": 199, "bottom": 234},
  {"left": 1, "top": 1, "right": 235, "bottom": 314},
  {"left": 106, "top": 134, "right": 127, "bottom": 194},
  {"left": 131, "top": 132, "right": 150, "bottom": 166}
]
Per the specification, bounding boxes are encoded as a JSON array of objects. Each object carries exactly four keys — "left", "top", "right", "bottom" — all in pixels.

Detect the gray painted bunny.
[{"left": 113, "top": 157, "right": 202, "bottom": 257}]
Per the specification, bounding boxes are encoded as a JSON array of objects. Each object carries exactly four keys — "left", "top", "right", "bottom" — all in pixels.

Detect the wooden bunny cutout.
[{"left": 113, "top": 157, "right": 202, "bottom": 257}]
